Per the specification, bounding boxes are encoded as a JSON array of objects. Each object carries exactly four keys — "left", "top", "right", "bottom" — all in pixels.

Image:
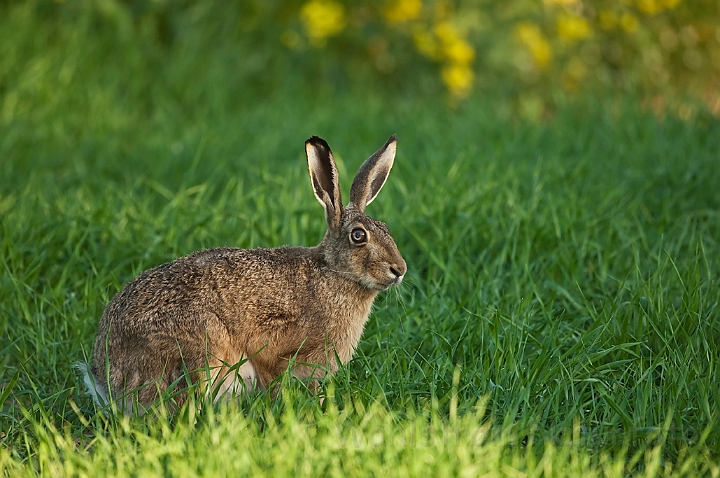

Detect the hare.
[{"left": 79, "top": 135, "right": 406, "bottom": 414}]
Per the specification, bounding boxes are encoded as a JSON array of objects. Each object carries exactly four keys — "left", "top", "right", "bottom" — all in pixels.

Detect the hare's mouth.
[
  {"left": 357, "top": 271, "right": 403, "bottom": 291},
  {"left": 376, "top": 275, "right": 403, "bottom": 291},
  {"left": 362, "top": 279, "right": 392, "bottom": 292}
]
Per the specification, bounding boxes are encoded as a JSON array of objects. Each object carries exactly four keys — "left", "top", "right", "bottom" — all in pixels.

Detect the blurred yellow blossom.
[
  {"left": 300, "top": 0, "right": 346, "bottom": 47},
  {"left": 434, "top": 21, "right": 459, "bottom": 43},
  {"left": 385, "top": 0, "right": 422, "bottom": 24},
  {"left": 557, "top": 15, "right": 592, "bottom": 41},
  {"left": 620, "top": 13, "right": 639, "bottom": 32},
  {"left": 515, "top": 22, "right": 552, "bottom": 68},
  {"left": 412, "top": 20, "right": 476, "bottom": 98},
  {"left": 283, "top": 0, "right": 713, "bottom": 107},
  {"left": 445, "top": 39, "right": 475, "bottom": 63},
  {"left": 434, "top": 22, "right": 475, "bottom": 63},
  {"left": 442, "top": 63, "right": 474, "bottom": 98},
  {"left": 637, "top": 0, "right": 681, "bottom": 16}
]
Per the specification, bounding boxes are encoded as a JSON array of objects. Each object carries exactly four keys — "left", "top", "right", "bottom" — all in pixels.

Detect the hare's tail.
[{"left": 74, "top": 361, "right": 109, "bottom": 409}]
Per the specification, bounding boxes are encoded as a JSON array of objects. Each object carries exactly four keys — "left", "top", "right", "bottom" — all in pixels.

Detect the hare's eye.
[{"left": 350, "top": 228, "right": 367, "bottom": 244}]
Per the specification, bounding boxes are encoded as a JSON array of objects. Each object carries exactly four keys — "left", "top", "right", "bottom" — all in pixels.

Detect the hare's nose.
[{"left": 390, "top": 260, "right": 407, "bottom": 279}]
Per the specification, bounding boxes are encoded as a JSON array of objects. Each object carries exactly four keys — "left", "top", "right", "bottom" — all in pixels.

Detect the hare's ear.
[
  {"left": 306, "top": 136, "right": 343, "bottom": 229},
  {"left": 349, "top": 135, "right": 397, "bottom": 212}
]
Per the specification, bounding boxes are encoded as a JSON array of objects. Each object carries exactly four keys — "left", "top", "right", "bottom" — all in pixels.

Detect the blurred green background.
[{"left": 2, "top": 0, "right": 719, "bottom": 125}]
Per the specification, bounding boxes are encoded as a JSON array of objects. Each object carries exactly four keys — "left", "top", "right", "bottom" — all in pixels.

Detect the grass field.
[{"left": 2, "top": 3, "right": 720, "bottom": 476}]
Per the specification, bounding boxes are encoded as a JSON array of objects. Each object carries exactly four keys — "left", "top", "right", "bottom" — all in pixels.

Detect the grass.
[{"left": 2, "top": 2, "right": 720, "bottom": 476}]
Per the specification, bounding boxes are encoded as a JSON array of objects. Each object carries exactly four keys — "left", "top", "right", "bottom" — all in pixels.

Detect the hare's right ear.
[{"left": 306, "top": 136, "right": 343, "bottom": 230}]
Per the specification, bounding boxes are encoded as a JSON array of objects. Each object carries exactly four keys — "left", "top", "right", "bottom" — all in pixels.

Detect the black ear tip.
[
  {"left": 387, "top": 134, "right": 397, "bottom": 144},
  {"left": 306, "top": 136, "right": 331, "bottom": 151}
]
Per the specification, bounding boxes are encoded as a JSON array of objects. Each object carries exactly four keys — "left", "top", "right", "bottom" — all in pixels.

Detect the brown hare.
[{"left": 79, "top": 135, "right": 406, "bottom": 414}]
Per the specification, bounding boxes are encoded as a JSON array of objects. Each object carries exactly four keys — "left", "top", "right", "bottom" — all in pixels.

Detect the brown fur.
[{"left": 86, "top": 136, "right": 406, "bottom": 412}]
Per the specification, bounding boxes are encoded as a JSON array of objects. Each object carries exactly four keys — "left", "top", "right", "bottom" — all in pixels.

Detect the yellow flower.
[
  {"left": 637, "top": 0, "right": 662, "bottom": 15},
  {"left": 441, "top": 63, "right": 474, "bottom": 98},
  {"left": 557, "top": 14, "right": 592, "bottom": 41},
  {"left": 300, "top": 0, "right": 347, "bottom": 47},
  {"left": 515, "top": 22, "right": 552, "bottom": 68},
  {"left": 412, "top": 20, "right": 475, "bottom": 98},
  {"left": 445, "top": 38, "right": 475, "bottom": 64},
  {"left": 637, "top": 0, "right": 681, "bottom": 15},
  {"left": 542, "top": 0, "right": 578, "bottom": 5},
  {"left": 433, "top": 22, "right": 475, "bottom": 62},
  {"left": 620, "top": 13, "right": 639, "bottom": 32},
  {"left": 385, "top": 0, "right": 422, "bottom": 24},
  {"left": 433, "top": 22, "right": 460, "bottom": 45}
]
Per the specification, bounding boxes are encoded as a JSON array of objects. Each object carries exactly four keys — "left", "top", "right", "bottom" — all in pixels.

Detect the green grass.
[{"left": 2, "top": 2, "right": 720, "bottom": 476}]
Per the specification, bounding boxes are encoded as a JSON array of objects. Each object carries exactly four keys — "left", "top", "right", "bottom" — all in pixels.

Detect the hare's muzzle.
[{"left": 388, "top": 258, "right": 407, "bottom": 286}]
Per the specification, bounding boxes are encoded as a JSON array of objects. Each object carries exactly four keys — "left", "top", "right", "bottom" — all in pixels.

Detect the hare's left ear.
[
  {"left": 306, "top": 136, "right": 343, "bottom": 230},
  {"left": 348, "top": 135, "right": 397, "bottom": 212}
]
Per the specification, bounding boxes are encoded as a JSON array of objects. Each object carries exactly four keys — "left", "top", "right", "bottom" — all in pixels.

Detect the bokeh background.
[{"left": 2, "top": 0, "right": 719, "bottom": 125}]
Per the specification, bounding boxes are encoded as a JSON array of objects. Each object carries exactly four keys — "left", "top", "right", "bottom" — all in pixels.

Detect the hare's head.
[{"left": 306, "top": 135, "right": 406, "bottom": 291}]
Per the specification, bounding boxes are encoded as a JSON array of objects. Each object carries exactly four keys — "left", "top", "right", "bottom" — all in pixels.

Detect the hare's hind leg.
[{"left": 91, "top": 338, "right": 205, "bottom": 414}]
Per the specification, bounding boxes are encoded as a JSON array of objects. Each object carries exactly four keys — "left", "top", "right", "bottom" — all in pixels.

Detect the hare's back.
[{"left": 99, "top": 246, "right": 319, "bottom": 331}]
